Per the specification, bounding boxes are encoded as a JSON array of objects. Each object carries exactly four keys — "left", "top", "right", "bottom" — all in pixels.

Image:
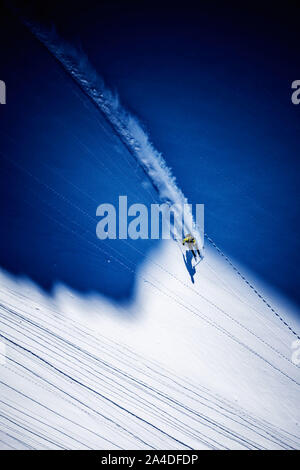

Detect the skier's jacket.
[{"left": 182, "top": 234, "right": 197, "bottom": 250}]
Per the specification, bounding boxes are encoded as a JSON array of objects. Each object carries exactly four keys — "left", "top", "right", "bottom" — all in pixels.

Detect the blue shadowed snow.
[
  {"left": 0, "top": 10, "right": 161, "bottom": 302},
  {"left": 63, "top": 2, "right": 299, "bottom": 306},
  {"left": 0, "top": 2, "right": 299, "bottom": 307}
]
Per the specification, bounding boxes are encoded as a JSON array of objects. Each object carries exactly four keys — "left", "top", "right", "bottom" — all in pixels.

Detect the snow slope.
[
  {"left": 0, "top": 241, "right": 299, "bottom": 450},
  {"left": 0, "top": 7, "right": 299, "bottom": 450}
]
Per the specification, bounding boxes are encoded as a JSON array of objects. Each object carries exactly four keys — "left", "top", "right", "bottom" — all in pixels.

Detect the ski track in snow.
[{"left": 19, "top": 19, "right": 203, "bottom": 252}]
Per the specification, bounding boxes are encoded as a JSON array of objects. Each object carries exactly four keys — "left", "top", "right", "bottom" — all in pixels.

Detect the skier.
[{"left": 182, "top": 234, "right": 201, "bottom": 260}]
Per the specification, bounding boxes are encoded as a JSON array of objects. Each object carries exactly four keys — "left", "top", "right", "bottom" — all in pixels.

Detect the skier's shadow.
[{"left": 183, "top": 251, "right": 196, "bottom": 284}]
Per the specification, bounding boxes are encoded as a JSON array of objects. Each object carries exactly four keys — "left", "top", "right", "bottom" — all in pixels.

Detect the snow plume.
[{"left": 20, "top": 19, "right": 204, "bottom": 253}]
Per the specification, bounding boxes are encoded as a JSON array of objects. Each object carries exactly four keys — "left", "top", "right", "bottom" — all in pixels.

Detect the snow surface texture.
[
  {"left": 0, "top": 243, "right": 300, "bottom": 450},
  {"left": 0, "top": 9, "right": 299, "bottom": 451}
]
